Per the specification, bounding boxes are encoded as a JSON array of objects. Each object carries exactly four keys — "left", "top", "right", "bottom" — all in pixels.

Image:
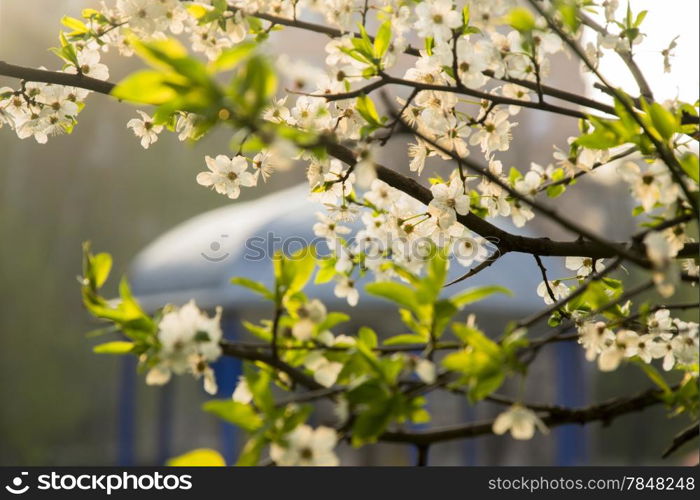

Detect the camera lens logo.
[
  {"left": 5, "top": 472, "right": 29, "bottom": 495},
  {"left": 201, "top": 234, "right": 230, "bottom": 262}
]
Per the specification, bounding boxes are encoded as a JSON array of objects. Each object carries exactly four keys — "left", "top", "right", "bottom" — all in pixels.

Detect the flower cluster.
[
  {"left": 146, "top": 300, "right": 223, "bottom": 395},
  {"left": 578, "top": 309, "right": 699, "bottom": 374}
]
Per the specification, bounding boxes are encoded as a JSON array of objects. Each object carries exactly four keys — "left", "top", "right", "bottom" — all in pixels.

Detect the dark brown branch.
[
  {"left": 444, "top": 250, "right": 505, "bottom": 287},
  {"left": 662, "top": 422, "right": 699, "bottom": 459},
  {"left": 328, "top": 141, "right": 697, "bottom": 264},
  {"left": 0, "top": 60, "right": 115, "bottom": 94},
  {"left": 389, "top": 116, "right": 651, "bottom": 267},
  {"left": 379, "top": 385, "right": 668, "bottom": 445},
  {"left": 534, "top": 255, "right": 559, "bottom": 305},
  {"left": 220, "top": 340, "right": 325, "bottom": 391}
]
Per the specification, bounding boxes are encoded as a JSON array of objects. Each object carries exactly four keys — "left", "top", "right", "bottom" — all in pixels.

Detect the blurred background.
[{"left": 0, "top": 0, "right": 697, "bottom": 466}]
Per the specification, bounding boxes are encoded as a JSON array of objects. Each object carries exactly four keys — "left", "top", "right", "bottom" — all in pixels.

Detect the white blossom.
[
  {"left": 493, "top": 405, "right": 548, "bottom": 440},
  {"left": 270, "top": 425, "right": 339, "bottom": 466},
  {"left": 196, "top": 155, "right": 257, "bottom": 199}
]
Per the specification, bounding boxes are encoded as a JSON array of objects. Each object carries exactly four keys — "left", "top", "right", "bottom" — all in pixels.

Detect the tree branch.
[
  {"left": 1, "top": 61, "right": 695, "bottom": 263},
  {"left": 662, "top": 421, "right": 699, "bottom": 459},
  {"left": 379, "top": 385, "right": 668, "bottom": 445}
]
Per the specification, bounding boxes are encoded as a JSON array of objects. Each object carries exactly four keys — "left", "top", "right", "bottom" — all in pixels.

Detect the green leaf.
[
  {"left": 242, "top": 320, "right": 272, "bottom": 341},
  {"left": 417, "top": 247, "right": 447, "bottom": 302},
  {"left": 373, "top": 22, "right": 392, "bottom": 59},
  {"left": 202, "top": 400, "right": 263, "bottom": 432},
  {"left": 450, "top": 285, "right": 512, "bottom": 308},
  {"left": 633, "top": 10, "right": 648, "bottom": 28},
  {"left": 287, "top": 247, "right": 316, "bottom": 294},
  {"left": 557, "top": 4, "right": 580, "bottom": 32},
  {"left": 575, "top": 116, "right": 629, "bottom": 150},
  {"left": 508, "top": 167, "right": 523, "bottom": 185},
  {"left": 507, "top": 7, "right": 536, "bottom": 32},
  {"left": 546, "top": 184, "right": 566, "bottom": 198},
  {"left": 236, "top": 434, "right": 267, "bottom": 466},
  {"left": 244, "top": 364, "right": 275, "bottom": 415},
  {"left": 209, "top": 42, "right": 255, "bottom": 73},
  {"left": 356, "top": 94, "right": 382, "bottom": 126},
  {"left": 383, "top": 333, "right": 428, "bottom": 345},
  {"left": 468, "top": 371, "right": 505, "bottom": 402},
  {"left": 358, "top": 326, "right": 378, "bottom": 350},
  {"left": 91, "top": 252, "right": 113, "bottom": 288},
  {"left": 433, "top": 299, "right": 458, "bottom": 338},
  {"left": 647, "top": 102, "right": 679, "bottom": 141},
  {"left": 365, "top": 282, "right": 419, "bottom": 312},
  {"left": 61, "top": 16, "right": 89, "bottom": 35},
  {"left": 315, "top": 257, "right": 337, "bottom": 284},
  {"left": 452, "top": 323, "right": 501, "bottom": 356},
  {"left": 351, "top": 395, "right": 400, "bottom": 446},
  {"left": 317, "top": 312, "right": 350, "bottom": 331},
  {"left": 167, "top": 448, "right": 226, "bottom": 466},
  {"left": 679, "top": 153, "right": 699, "bottom": 183},
  {"left": 111, "top": 70, "right": 179, "bottom": 105},
  {"left": 93, "top": 341, "right": 134, "bottom": 355},
  {"left": 231, "top": 277, "right": 274, "bottom": 300}
]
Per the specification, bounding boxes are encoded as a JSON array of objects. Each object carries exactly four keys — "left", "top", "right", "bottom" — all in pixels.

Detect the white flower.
[
  {"left": 67, "top": 49, "right": 109, "bottom": 80},
  {"left": 670, "top": 324, "right": 699, "bottom": 366},
  {"left": 415, "top": 359, "right": 436, "bottom": 384},
  {"left": 232, "top": 376, "right": 253, "bottom": 404},
  {"left": 35, "top": 85, "right": 79, "bottom": 118},
  {"left": 313, "top": 211, "right": 351, "bottom": 242},
  {"left": 578, "top": 321, "right": 615, "bottom": 361},
  {"left": 292, "top": 299, "right": 327, "bottom": 341},
  {"left": 117, "top": 0, "right": 169, "bottom": 35},
  {"left": 625, "top": 333, "right": 665, "bottom": 364},
  {"left": 364, "top": 180, "right": 399, "bottom": 210},
  {"left": 452, "top": 232, "right": 488, "bottom": 267},
  {"left": 196, "top": 155, "right": 257, "bottom": 199},
  {"left": 658, "top": 339, "right": 677, "bottom": 371},
  {"left": 647, "top": 309, "right": 673, "bottom": 335},
  {"left": 251, "top": 150, "right": 283, "bottom": 182},
  {"left": 493, "top": 405, "right": 548, "bottom": 440},
  {"left": 501, "top": 84, "right": 531, "bottom": 115},
  {"left": 304, "top": 351, "right": 343, "bottom": 388},
  {"left": 147, "top": 300, "right": 223, "bottom": 394},
  {"left": 536, "top": 280, "right": 569, "bottom": 304},
  {"left": 515, "top": 171, "right": 543, "bottom": 197},
  {"left": 126, "top": 110, "right": 163, "bottom": 149},
  {"left": 270, "top": 425, "right": 339, "bottom": 466},
  {"left": 429, "top": 178, "right": 470, "bottom": 219},
  {"left": 598, "top": 330, "right": 636, "bottom": 372},
  {"left": 414, "top": 0, "right": 462, "bottom": 44},
  {"left": 469, "top": 110, "right": 515, "bottom": 154},
  {"left": 618, "top": 162, "right": 678, "bottom": 212},
  {"left": 455, "top": 39, "right": 489, "bottom": 88},
  {"left": 565, "top": 256, "right": 604, "bottom": 278},
  {"left": 334, "top": 275, "right": 359, "bottom": 306},
  {"left": 262, "top": 96, "right": 292, "bottom": 124},
  {"left": 408, "top": 139, "right": 431, "bottom": 175},
  {"left": 334, "top": 246, "right": 354, "bottom": 273}
]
